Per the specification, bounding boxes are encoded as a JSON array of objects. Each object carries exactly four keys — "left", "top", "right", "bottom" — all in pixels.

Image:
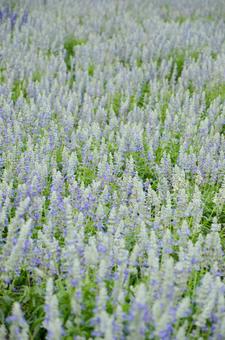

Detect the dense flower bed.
[{"left": 0, "top": 0, "right": 225, "bottom": 339}]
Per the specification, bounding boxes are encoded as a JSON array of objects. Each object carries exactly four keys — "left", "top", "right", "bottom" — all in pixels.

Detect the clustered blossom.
[{"left": 0, "top": 0, "right": 225, "bottom": 339}]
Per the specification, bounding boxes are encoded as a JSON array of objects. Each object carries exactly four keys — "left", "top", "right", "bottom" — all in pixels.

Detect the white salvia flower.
[
  {"left": 76, "top": 212, "right": 85, "bottom": 234},
  {"left": 204, "top": 231, "right": 223, "bottom": 267},
  {"left": 34, "top": 268, "right": 46, "bottom": 280},
  {"left": 5, "top": 219, "right": 32, "bottom": 276},
  {"left": 0, "top": 181, "right": 13, "bottom": 228},
  {"left": 211, "top": 217, "right": 221, "bottom": 232},
  {"left": 152, "top": 298, "right": 164, "bottom": 323},
  {"left": 130, "top": 175, "right": 145, "bottom": 204},
  {"left": 0, "top": 324, "right": 7, "bottom": 340},
  {"left": 3, "top": 198, "right": 30, "bottom": 256},
  {"left": 213, "top": 316, "right": 225, "bottom": 340},
  {"left": 113, "top": 304, "right": 124, "bottom": 339},
  {"left": 99, "top": 185, "right": 110, "bottom": 204},
  {"left": 43, "top": 278, "right": 63, "bottom": 340},
  {"left": 98, "top": 258, "right": 108, "bottom": 281},
  {"left": 178, "top": 220, "right": 190, "bottom": 246},
  {"left": 128, "top": 283, "right": 148, "bottom": 340},
  {"left": 71, "top": 286, "right": 82, "bottom": 320},
  {"left": 158, "top": 176, "right": 169, "bottom": 200},
  {"left": 195, "top": 287, "right": 217, "bottom": 328},
  {"left": 213, "top": 177, "right": 225, "bottom": 211},
  {"left": 114, "top": 237, "right": 129, "bottom": 265},
  {"left": 154, "top": 309, "right": 173, "bottom": 340},
  {"left": 112, "top": 263, "right": 128, "bottom": 302},
  {"left": 71, "top": 257, "right": 81, "bottom": 285},
  {"left": 85, "top": 238, "right": 98, "bottom": 266},
  {"left": 175, "top": 321, "right": 188, "bottom": 340},
  {"left": 148, "top": 188, "right": 161, "bottom": 214},
  {"left": 129, "top": 243, "right": 141, "bottom": 269},
  {"left": 194, "top": 272, "right": 214, "bottom": 323},
  {"left": 98, "top": 283, "right": 108, "bottom": 311},
  {"left": 161, "top": 257, "right": 175, "bottom": 302},
  {"left": 195, "top": 168, "right": 203, "bottom": 186},
  {"left": 138, "top": 222, "right": 149, "bottom": 250},
  {"left": 92, "top": 283, "right": 110, "bottom": 337},
  {"left": 176, "top": 188, "right": 188, "bottom": 218},
  {"left": 212, "top": 277, "right": 225, "bottom": 339},
  {"left": 176, "top": 297, "right": 191, "bottom": 319},
  {"left": 162, "top": 229, "right": 173, "bottom": 255},
  {"left": 9, "top": 303, "right": 29, "bottom": 340},
  {"left": 108, "top": 206, "right": 118, "bottom": 226},
  {"left": 101, "top": 313, "right": 113, "bottom": 340},
  {"left": 188, "top": 185, "right": 203, "bottom": 224},
  {"left": 96, "top": 203, "right": 105, "bottom": 221},
  {"left": 135, "top": 283, "right": 148, "bottom": 306}
]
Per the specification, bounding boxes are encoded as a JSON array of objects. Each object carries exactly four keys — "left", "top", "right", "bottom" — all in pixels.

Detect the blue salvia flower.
[{"left": 7, "top": 303, "right": 29, "bottom": 340}]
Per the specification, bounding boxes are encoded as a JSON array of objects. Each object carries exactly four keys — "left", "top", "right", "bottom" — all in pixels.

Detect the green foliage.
[
  {"left": 187, "top": 269, "right": 206, "bottom": 298},
  {"left": 32, "top": 71, "right": 42, "bottom": 82},
  {"left": 125, "top": 231, "right": 138, "bottom": 252},
  {"left": 128, "top": 94, "right": 136, "bottom": 111},
  {"left": 174, "top": 15, "right": 188, "bottom": 24},
  {"left": 155, "top": 139, "right": 180, "bottom": 165},
  {"left": 0, "top": 272, "right": 46, "bottom": 339},
  {"left": 75, "top": 166, "right": 96, "bottom": 186},
  {"left": 55, "top": 281, "right": 73, "bottom": 327},
  {"left": 136, "top": 58, "right": 143, "bottom": 68},
  {"left": 88, "top": 64, "right": 95, "bottom": 77},
  {"left": 168, "top": 49, "right": 200, "bottom": 82},
  {"left": 112, "top": 92, "right": 122, "bottom": 115},
  {"left": 55, "top": 146, "right": 64, "bottom": 171},
  {"left": 137, "top": 81, "right": 150, "bottom": 108},
  {"left": 64, "top": 36, "right": 86, "bottom": 71},
  {"left": 205, "top": 83, "right": 225, "bottom": 108},
  {"left": 107, "top": 142, "right": 118, "bottom": 155},
  {"left": 170, "top": 52, "right": 185, "bottom": 81},
  {"left": 200, "top": 183, "right": 224, "bottom": 233},
  {"left": 187, "top": 81, "right": 195, "bottom": 95},
  {"left": 80, "top": 270, "right": 96, "bottom": 337},
  {"left": 211, "top": 51, "right": 218, "bottom": 60},
  {"left": 159, "top": 91, "right": 171, "bottom": 125},
  {"left": 11, "top": 79, "right": 28, "bottom": 103},
  {"left": 0, "top": 67, "right": 5, "bottom": 84},
  {"left": 132, "top": 151, "right": 157, "bottom": 182},
  {"left": 84, "top": 219, "right": 97, "bottom": 240}
]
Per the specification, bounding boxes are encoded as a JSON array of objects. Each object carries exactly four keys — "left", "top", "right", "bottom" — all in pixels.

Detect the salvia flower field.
[{"left": 0, "top": 0, "right": 225, "bottom": 339}]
